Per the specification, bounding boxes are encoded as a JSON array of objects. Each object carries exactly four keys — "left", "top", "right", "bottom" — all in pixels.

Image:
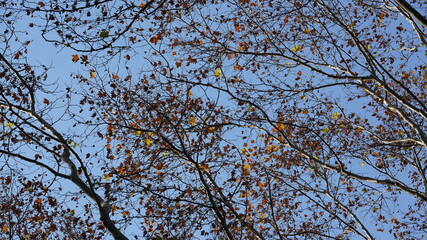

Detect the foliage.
[{"left": 0, "top": 0, "right": 426, "bottom": 239}]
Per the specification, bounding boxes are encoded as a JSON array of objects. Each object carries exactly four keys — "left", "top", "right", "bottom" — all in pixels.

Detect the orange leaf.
[
  {"left": 43, "top": 98, "right": 50, "bottom": 104},
  {"left": 150, "top": 34, "right": 161, "bottom": 44},
  {"left": 200, "top": 163, "right": 210, "bottom": 171},
  {"left": 72, "top": 54, "right": 79, "bottom": 62},
  {"left": 2, "top": 225, "right": 8, "bottom": 233},
  {"left": 234, "top": 65, "right": 243, "bottom": 70}
]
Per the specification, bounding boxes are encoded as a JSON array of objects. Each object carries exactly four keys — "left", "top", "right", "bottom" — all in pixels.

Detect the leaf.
[
  {"left": 189, "top": 116, "right": 196, "bottom": 125},
  {"left": 291, "top": 45, "right": 301, "bottom": 52},
  {"left": 100, "top": 30, "right": 109, "bottom": 38},
  {"left": 121, "top": 211, "right": 129, "bottom": 216},
  {"left": 111, "top": 74, "right": 120, "bottom": 79},
  {"left": 90, "top": 72, "right": 96, "bottom": 78},
  {"left": 6, "top": 122, "right": 13, "bottom": 128},
  {"left": 2, "top": 225, "right": 8, "bottom": 233},
  {"left": 200, "top": 163, "right": 210, "bottom": 171},
  {"left": 332, "top": 112, "right": 339, "bottom": 119},
  {"left": 145, "top": 138, "right": 152, "bottom": 146},
  {"left": 213, "top": 69, "right": 222, "bottom": 78},
  {"left": 103, "top": 174, "right": 110, "bottom": 181},
  {"left": 150, "top": 34, "right": 161, "bottom": 44},
  {"left": 243, "top": 164, "right": 251, "bottom": 175},
  {"left": 68, "top": 139, "right": 78, "bottom": 148},
  {"left": 323, "top": 127, "right": 330, "bottom": 133},
  {"left": 134, "top": 130, "right": 142, "bottom": 136},
  {"left": 234, "top": 65, "right": 243, "bottom": 70},
  {"left": 72, "top": 54, "right": 79, "bottom": 62},
  {"left": 276, "top": 123, "right": 285, "bottom": 130},
  {"left": 43, "top": 98, "right": 50, "bottom": 104}
]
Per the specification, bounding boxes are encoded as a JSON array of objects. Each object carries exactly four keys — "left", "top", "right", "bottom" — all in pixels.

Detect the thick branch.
[{"left": 394, "top": 0, "right": 427, "bottom": 29}]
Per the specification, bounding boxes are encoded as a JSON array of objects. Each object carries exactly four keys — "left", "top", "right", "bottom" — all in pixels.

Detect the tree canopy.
[{"left": 0, "top": 0, "right": 426, "bottom": 239}]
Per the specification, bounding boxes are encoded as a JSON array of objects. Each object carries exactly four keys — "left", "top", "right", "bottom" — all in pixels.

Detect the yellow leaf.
[
  {"left": 300, "top": 95, "right": 306, "bottom": 100},
  {"left": 90, "top": 72, "right": 96, "bottom": 78},
  {"left": 291, "top": 45, "right": 301, "bottom": 52},
  {"left": 68, "top": 139, "right": 77, "bottom": 148},
  {"left": 361, "top": 162, "right": 365, "bottom": 167},
  {"left": 243, "top": 164, "right": 251, "bottom": 175},
  {"left": 332, "top": 112, "right": 339, "bottom": 119},
  {"left": 213, "top": 69, "right": 222, "bottom": 78},
  {"left": 276, "top": 123, "right": 285, "bottom": 130},
  {"left": 145, "top": 138, "right": 152, "bottom": 146},
  {"left": 134, "top": 130, "right": 142, "bottom": 136},
  {"left": 5, "top": 122, "right": 13, "bottom": 127},
  {"left": 103, "top": 174, "right": 110, "bottom": 181},
  {"left": 323, "top": 127, "right": 330, "bottom": 133}
]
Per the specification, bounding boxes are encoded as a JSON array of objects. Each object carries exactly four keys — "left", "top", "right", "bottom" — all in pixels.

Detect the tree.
[{"left": 0, "top": 0, "right": 426, "bottom": 239}]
